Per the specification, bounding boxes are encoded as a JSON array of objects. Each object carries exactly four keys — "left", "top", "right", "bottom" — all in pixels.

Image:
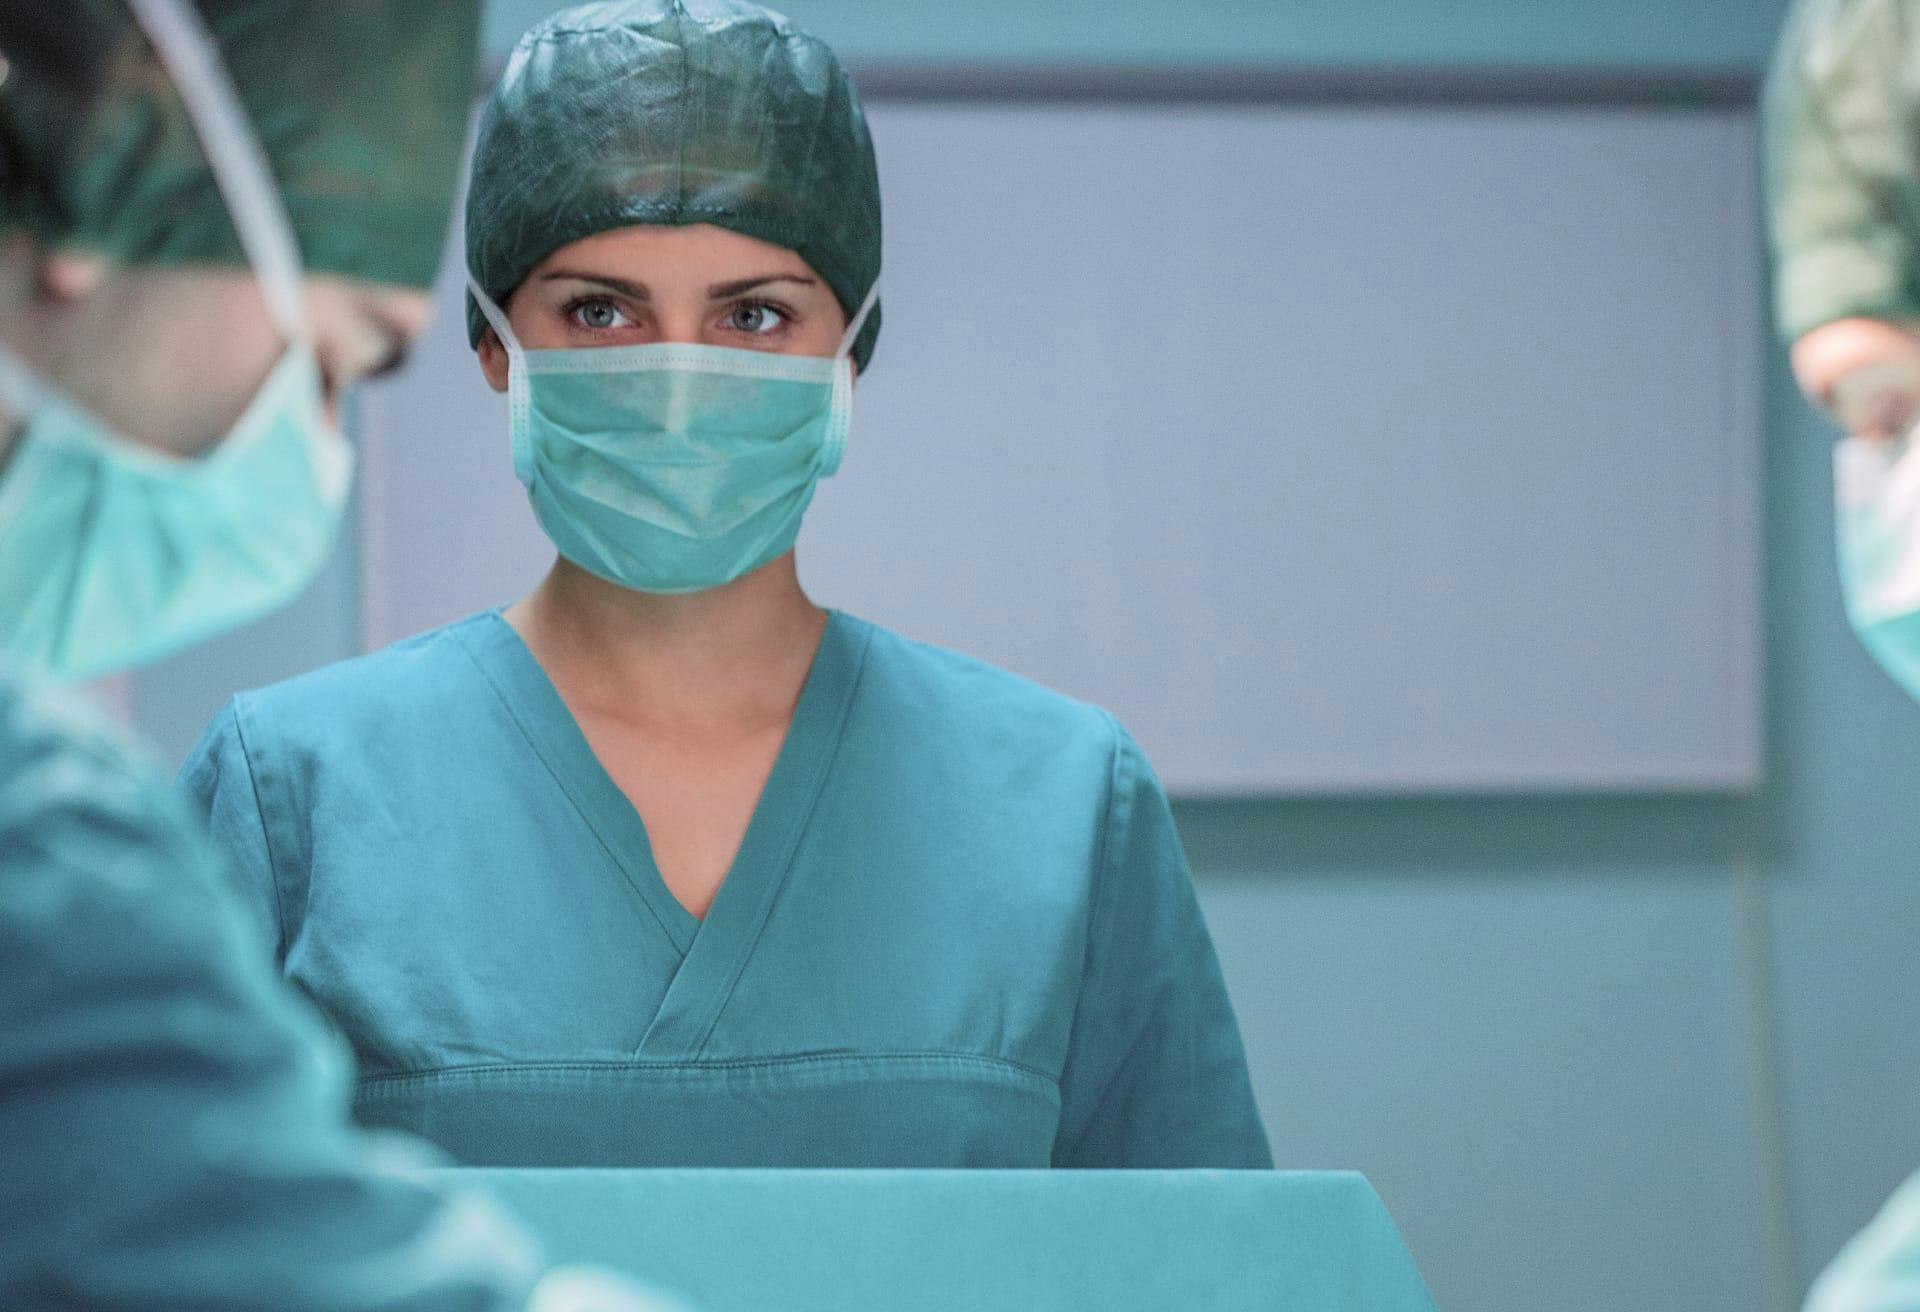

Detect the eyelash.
[
  {"left": 726, "top": 298, "right": 796, "bottom": 336},
  {"left": 559, "top": 295, "right": 799, "bottom": 338},
  {"left": 561, "top": 295, "right": 633, "bottom": 334}
]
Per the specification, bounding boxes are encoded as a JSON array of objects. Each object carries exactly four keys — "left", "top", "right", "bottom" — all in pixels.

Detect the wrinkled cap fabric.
[
  {"left": 0, "top": 0, "right": 482, "bottom": 291},
  {"left": 465, "top": 0, "right": 883, "bottom": 369}
]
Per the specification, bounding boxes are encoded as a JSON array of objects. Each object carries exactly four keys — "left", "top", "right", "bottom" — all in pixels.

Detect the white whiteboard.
[{"left": 360, "top": 99, "right": 1761, "bottom": 795}]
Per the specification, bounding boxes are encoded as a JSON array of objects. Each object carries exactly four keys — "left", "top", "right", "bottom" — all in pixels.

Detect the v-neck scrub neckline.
[
  {"left": 179, "top": 608, "right": 1273, "bottom": 1169},
  {"left": 451, "top": 608, "right": 871, "bottom": 1061}
]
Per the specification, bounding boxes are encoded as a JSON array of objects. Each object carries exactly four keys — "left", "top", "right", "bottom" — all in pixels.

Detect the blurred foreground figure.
[
  {"left": 1769, "top": 0, "right": 1920, "bottom": 703},
  {"left": 0, "top": 0, "right": 472, "bottom": 679},
  {"left": 1808, "top": 1171, "right": 1920, "bottom": 1312},
  {"left": 0, "top": 2, "right": 679, "bottom": 1308}
]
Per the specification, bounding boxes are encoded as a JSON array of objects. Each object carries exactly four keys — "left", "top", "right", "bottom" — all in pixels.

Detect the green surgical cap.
[
  {"left": 465, "top": 0, "right": 883, "bottom": 369},
  {"left": 0, "top": 0, "right": 482, "bottom": 290}
]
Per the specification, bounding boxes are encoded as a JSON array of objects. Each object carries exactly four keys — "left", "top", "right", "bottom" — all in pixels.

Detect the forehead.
[{"left": 529, "top": 224, "right": 818, "bottom": 286}]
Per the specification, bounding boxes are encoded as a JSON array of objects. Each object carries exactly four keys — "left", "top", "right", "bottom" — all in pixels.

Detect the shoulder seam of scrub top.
[
  {"left": 348, "top": 1048, "right": 1061, "bottom": 1089},
  {"left": 227, "top": 693, "right": 291, "bottom": 954},
  {"left": 1087, "top": 708, "right": 1136, "bottom": 982},
  {"left": 1053, "top": 708, "right": 1143, "bottom": 1158},
  {"left": 687, "top": 611, "right": 877, "bottom": 1061},
  {"left": 444, "top": 613, "right": 692, "bottom": 952}
]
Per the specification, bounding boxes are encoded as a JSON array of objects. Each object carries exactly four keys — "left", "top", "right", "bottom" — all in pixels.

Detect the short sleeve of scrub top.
[
  {"left": 0, "top": 668, "right": 542, "bottom": 1311},
  {"left": 1053, "top": 721, "right": 1269, "bottom": 1166},
  {"left": 180, "top": 610, "right": 1273, "bottom": 1171}
]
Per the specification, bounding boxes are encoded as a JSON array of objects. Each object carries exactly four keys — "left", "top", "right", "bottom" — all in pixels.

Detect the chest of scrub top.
[{"left": 190, "top": 611, "right": 1267, "bottom": 1169}]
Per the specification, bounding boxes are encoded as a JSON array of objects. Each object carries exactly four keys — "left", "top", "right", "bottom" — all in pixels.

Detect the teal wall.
[{"left": 138, "top": 3, "right": 1920, "bottom": 1310}]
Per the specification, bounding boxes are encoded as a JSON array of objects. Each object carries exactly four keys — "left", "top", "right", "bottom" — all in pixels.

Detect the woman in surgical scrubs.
[{"left": 181, "top": 0, "right": 1272, "bottom": 1171}]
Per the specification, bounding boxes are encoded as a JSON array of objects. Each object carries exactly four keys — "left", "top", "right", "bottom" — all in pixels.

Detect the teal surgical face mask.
[
  {"left": 0, "top": 0, "right": 353, "bottom": 682},
  {"left": 470, "top": 276, "right": 878, "bottom": 596},
  {"left": 1836, "top": 430, "right": 1920, "bottom": 700},
  {"left": 0, "top": 349, "right": 351, "bottom": 681}
]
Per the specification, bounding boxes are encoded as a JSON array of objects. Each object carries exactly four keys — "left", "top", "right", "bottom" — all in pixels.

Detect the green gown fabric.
[
  {"left": 0, "top": 666, "right": 543, "bottom": 1309},
  {"left": 0, "top": 0, "right": 482, "bottom": 292},
  {"left": 179, "top": 611, "right": 1272, "bottom": 1170},
  {"left": 1765, "top": 0, "right": 1920, "bottom": 341}
]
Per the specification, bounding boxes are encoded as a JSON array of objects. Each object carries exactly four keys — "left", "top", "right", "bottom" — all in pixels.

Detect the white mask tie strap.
[
  {"left": 836, "top": 279, "right": 881, "bottom": 361},
  {"left": 124, "top": 0, "right": 308, "bottom": 343}
]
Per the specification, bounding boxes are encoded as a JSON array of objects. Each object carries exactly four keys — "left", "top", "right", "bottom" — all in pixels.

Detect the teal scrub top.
[
  {"left": 180, "top": 611, "right": 1272, "bottom": 1171},
  {"left": 0, "top": 667, "right": 543, "bottom": 1309}
]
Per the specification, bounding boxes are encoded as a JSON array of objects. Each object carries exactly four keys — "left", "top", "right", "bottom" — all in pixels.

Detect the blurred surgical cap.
[
  {"left": 0, "top": 0, "right": 482, "bottom": 290},
  {"left": 464, "top": 0, "right": 883, "bottom": 369}
]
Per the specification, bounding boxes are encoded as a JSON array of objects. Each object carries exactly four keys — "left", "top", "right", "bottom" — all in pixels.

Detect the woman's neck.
[{"left": 505, "top": 553, "right": 827, "bottom": 734}]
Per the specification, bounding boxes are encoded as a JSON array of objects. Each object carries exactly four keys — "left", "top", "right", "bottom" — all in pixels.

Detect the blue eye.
[
  {"left": 571, "top": 297, "right": 628, "bottom": 331},
  {"left": 727, "top": 302, "right": 787, "bottom": 335}
]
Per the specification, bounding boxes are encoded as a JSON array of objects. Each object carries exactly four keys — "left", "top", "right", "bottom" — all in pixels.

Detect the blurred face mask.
[
  {"left": 0, "top": 0, "right": 352, "bottom": 681},
  {"left": 1835, "top": 431, "right": 1920, "bottom": 700},
  {"left": 470, "top": 276, "right": 877, "bottom": 596}
]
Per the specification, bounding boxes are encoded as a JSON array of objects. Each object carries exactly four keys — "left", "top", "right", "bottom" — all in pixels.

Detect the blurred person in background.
[
  {"left": 0, "top": 2, "right": 678, "bottom": 1307},
  {"left": 1770, "top": 1, "right": 1920, "bottom": 1308},
  {"left": 1771, "top": 0, "right": 1920, "bottom": 707}
]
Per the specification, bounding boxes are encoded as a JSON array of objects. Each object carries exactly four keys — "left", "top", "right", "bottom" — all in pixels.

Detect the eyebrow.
[
  {"left": 537, "top": 269, "right": 819, "bottom": 300},
  {"left": 539, "top": 270, "right": 651, "bottom": 300},
  {"left": 707, "top": 273, "right": 818, "bottom": 298}
]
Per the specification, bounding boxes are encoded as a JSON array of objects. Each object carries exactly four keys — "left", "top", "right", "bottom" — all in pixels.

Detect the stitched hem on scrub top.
[
  {"left": 226, "top": 695, "right": 293, "bottom": 956},
  {"left": 351, "top": 1049, "right": 1060, "bottom": 1093}
]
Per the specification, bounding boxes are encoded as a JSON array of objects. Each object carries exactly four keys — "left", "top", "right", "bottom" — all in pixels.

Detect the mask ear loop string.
[
  {"left": 467, "top": 278, "right": 536, "bottom": 483},
  {"left": 836, "top": 281, "right": 881, "bottom": 362},
  {"left": 825, "top": 280, "right": 880, "bottom": 476},
  {"left": 123, "top": 0, "right": 309, "bottom": 347}
]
